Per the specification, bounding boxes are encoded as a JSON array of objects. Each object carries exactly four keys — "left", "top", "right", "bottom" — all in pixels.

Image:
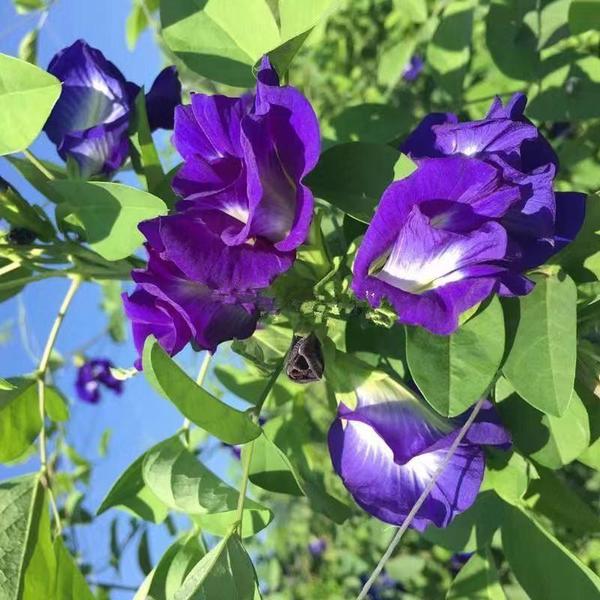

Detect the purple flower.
[
  {"left": 44, "top": 40, "right": 181, "bottom": 177},
  {"left": 75, "top": 358, "right": 123, "bottom": 404},
  {"left": 122, "top": 212, "right": 276, "bottom": 367},
  {"left": 171, "top": 57, "right": 320, "bottom": 270},
  {"left": 308, "top": 538, "right": 327, "bottom": 557},
  {"left": 328, "top": 368, "right": 510, "bottom": 531},
  {"left": 402, "top": 55, "right": 424, "bottom": 82},
  {"left": 353, "top": 94, "right": 585, "bottom": 334}
]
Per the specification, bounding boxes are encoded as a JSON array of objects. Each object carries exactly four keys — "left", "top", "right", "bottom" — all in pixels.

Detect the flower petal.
[{"left": 145, "top": 66, "right": 182, "bottom": 131}]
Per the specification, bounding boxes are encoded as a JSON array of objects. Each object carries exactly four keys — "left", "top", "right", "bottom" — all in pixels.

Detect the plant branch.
[
  {"left": 234, "top": 356, "right": 285, "bottom": 534},
  {"left": 23, "top": 149, "right": 56, "bottom": 181},
  {"left": 182, "top": 351, "right": 212, "bottom": 447},
  {"left": 37, "top": 275, "right": 82, "bottom": 536},
  {"left": 356, "top": 398, "right": 486, "bottom": 600}
]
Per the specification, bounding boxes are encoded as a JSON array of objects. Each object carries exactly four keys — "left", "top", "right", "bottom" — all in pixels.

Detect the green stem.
[
  {"left": 37, "top": 276, "right": 82, "bottom": 536},
  {"left": 235, "top": 356, "right": 285, "bottom": 534},
  {"left": 182, "top": 351, "right": 212, "bottom": 448},
  {"left": 23, "top": 149, "right": 55, "bottom": 181},
  {"left": 356, "top": 398, "right": 486, "bottom": 600}
]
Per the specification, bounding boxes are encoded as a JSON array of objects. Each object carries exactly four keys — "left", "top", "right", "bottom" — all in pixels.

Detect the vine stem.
[
  {"left": 23, "top": 149, "right": 56, "bottom": 181},
  {"left": 37, "top": 276, "right": 82, "bottom": 535},
  {"left": 182, "top": 351, "right": 212, "bottom": 448},
  {"left": 0, "top": 261, "right": 23, "bottom": 278},
  {"left": 234, "top": 356, "right": 286, "bottom": 534},
  {"left": 356, "top": 397, "right": 486, "bottom": 600}
]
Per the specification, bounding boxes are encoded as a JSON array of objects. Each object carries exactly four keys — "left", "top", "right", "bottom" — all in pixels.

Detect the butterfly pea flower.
[
  {"left": 328, "top": 359, "right": 510, "bottom": 531},
  {"left": 75, "top": 358, "right": 123, "bottom": 404},
  {"left": 171, "top": 56, "right": 320, "bottom": 280},
  {"left": 308, "top": 537, "right": 327, "bottom": 557},
  {"left": 122, "top": 212, "right": 278, "bottom": 368},
  {"left": 402, "top": 55, "right": 424, "bottom": 82},
  {"left": 44, "top": 39, "right": 181, "bottom": 178},
  {"left": 402, "top": 93, "right": 585, "bottom": 272}
]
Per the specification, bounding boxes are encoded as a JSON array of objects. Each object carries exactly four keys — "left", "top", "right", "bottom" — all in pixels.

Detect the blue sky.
[{"left": 0, "top": 1, "right": 238, "bottom": 595}]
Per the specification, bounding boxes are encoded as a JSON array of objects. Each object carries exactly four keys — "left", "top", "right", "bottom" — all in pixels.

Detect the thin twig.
[
  {"left": 37, "top": 276, "right": 82, "bottom": 536},
  {"left": 182, "top": 351, "right": 212, "bottom": 447},
  {"left": 23, "top": 149, "right": 55, "bottom": 180},
  {"left": 356, "top": 398, "right": 486, "bottom": 600}
]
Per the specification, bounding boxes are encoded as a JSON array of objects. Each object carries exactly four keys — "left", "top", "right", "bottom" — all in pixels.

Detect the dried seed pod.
[{"left": 285, "top": 333, "right": 324, "bottom": 383}]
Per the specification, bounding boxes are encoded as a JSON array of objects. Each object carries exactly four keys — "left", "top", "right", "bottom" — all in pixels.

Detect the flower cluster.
[
  {"left": 327, "top": 356, "right": 510, "bottom": 530},
  {"left": 44, "top": 40, "right": 181, "bottom": 177},
  {"left": 123, "top": 57, "right": 320, "bottom": 366},
  {"left": 353, "top": 93, "right": 586, "bottom": 334},
  {"left": 75, "top": 358, "right": 122, "bottom": 404}
]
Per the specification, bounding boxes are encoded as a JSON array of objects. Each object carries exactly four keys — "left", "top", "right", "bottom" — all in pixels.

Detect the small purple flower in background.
[
  {"left": 450, "top": 552, "right": 474, "bottom": 575},
  {"left": 44, "top": 39, "right": 181, "bottom": 177},
  {"left": 76, "top": 358, "right": 123, "bottom": 404},
  {"left": 353, "top": 94, "right": 585, "bottom": 334},
  {"left": 171, "top": 56, "right": 320, "bottom": 271},
  {"left": 402, "top": 55, "right": 424, "bottom": 82},
  {"left": 308, "top": 537, "right": 327, "bottom": 557},
  {"left": 328, "top": 364, "right": 510, "bottom": 531}
]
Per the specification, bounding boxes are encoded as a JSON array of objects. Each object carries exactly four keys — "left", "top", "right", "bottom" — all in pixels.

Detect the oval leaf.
[
  {"left": 0, "top": 53, "right": 61, "bottom": 155},
  {"left": 52, "top": 181, "right": 167, "bottom": 261},
  {"left": 143, "top": 436, "right": 272, "bottom": 538},
  {"left": 406, "top": 297, "right": 505, "bottom": 417},
  {"left": 143, "top": 337, "right": 261, "bottom": 445},
  {"left": 503, "top": 273, "right": 577, "bottom": 417}
]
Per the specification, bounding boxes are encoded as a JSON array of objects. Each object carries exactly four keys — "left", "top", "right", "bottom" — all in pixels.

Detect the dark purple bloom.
[
  {"left": 75, "top": 358, "right": 123, "bottom": 404},
  {"left": 122, "top": 212, "right": 280, "bottom": 367},
  {"left": 308, "top": 538, "right": 327, "bottom": 557},
  {"left": 44, "top": 40, "right": 181, "bottom": 177},
  {"left": 402, "top": 55, "right": 424, "bottom": 82},
  {"left": 450, "top": 552, "right": 474, "bottom": 575},
  {"left": 171, "top": 57, "right": 320, "bottom": 278},
  {"left": 328, "top": 368, "right": 510, "bottom": 531},
  {"left": 353, "top": 94, "right": 585, "bottom": 334}
]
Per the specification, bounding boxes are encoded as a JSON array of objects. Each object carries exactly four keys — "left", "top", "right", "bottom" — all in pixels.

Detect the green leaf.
[
  {"left": 406, "top": 298, "right": 505, "bottom": 417},
  {"left": 143, "top": 437, "right": 272, "bottom": 538},
  {"left": 129, "top": 88, "right": 164, "bottom": 196},
  {"left": 427, "top": 0, "right": 474, "bottom": 98},
  {"left": 0, "top": 474, "right": 56, "bottom": 600},
  {"left": 447, "top": 548, "right": 506, "bottom": 600},
  {"left": 502, "top": 504, "right": 600, "bottom": 600},
  {"left": 100, "top": 281, "right": 126, "bottom": 343},
  {"left": 143, "top": 337, "right": 261, "bottom": 444},
  {"left": 528, "top": 54, "right": 600, "bottom": 121},
  {"left": 424, "top": 491, "right": 504, "bottom": 552},
  {"left": 160, "top": 0, "right": 333, "bottom": 86},
  {"left": 485, "top": 0, "right": 540, "bottom": 81},
  {"left": 138, "top": 529, "right": 153, "bottom": 576},
  {"left": 160, "top": 0, "right": 280, "bottom": 87},
  {"left": 247, "top": 430, "right": 303, "bottom": 496},
  {"left": 5, "top": 156, "right": 66, "bottom": 204},
  {"left": 97, "top": 448, "right": 169, "bottom": 523},
  {"left": 12, "top": 0, "right": 46, "bottom": 13},
  {"left": 502, "top": 273, "right": 577, "bottom": 417},
  {"left": 176, "top": 534, "right": 258, "bottom": 600},
  {"left": 569, "top": 0, "right": 600, "bottom": 34},
  {"left": 484, "top": 450, "right": 531, "bottom": 504},
  {"left": 54, "top": 536, "right": 95, "bottom": 600},
  {"left": 523, "top": 466, "right": 600, "bottom": 535},
  {"left": 46, "top": 386, "right": 70, "bottom": 422},
  {"left": 52, "top": 181, "right": 167, "bottom": 261},
  {"left": 497, "top": 380, "right": 590, "bottom": 468},
  {"left": 18, "top": 29, "right": 38, "bottom": 65},
  {"left": 0, "top": 53, "right": 61, "bottom": 155},
  {"left": 0, "top": 179, "right": 54, "bottom": 240},
  {"left": 0, "top": 379, "right": 41, "bottom": 463},
  {"left": 329, "top": 104, "right": 413, "bottom": 144},
  {"left": 305, "top": 143, "right": 415, "bottom": 223},
  {"left": 144, "top": 536, "right": 206, "bottom": 600}
]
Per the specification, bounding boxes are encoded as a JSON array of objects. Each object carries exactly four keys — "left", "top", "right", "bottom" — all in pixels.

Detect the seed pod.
[{"left": 285, "top": 333, "right": 324, "bottom": 383}]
